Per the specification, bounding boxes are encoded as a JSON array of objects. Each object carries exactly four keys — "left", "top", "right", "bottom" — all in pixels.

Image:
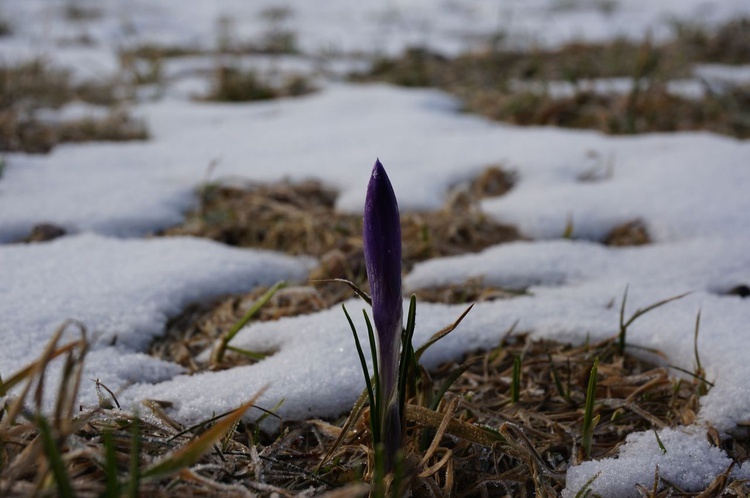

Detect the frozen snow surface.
[
  {"left": 1, "top": 0, "right": 750, "bottom": 496},
  {"left": 0, "top": 234, "right": 312, "bottom": 407},
  {"left": 2, "top": 86, "right": 748, "bottom": 243},
  {"left": 3, "top": 0, "right": 750, "bottom": 63}
]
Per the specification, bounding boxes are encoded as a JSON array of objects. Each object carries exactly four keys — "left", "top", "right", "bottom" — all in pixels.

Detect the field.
[{"left": 1, "top": 2, "right": 749, "bottom": 496}]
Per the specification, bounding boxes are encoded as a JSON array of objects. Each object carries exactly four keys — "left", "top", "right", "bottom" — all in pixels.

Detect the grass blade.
[
  {"left": 362, "top": 309, "right": 381, "bottom": 439},
  {"left": 225, "top": 345, "right": 270, "bottom": 361},
  {"left": 128, "top": 414, "right": 141, "bottom": 498},
  {"left": 510, "top": 355, "right": 521, "bottom": 404},
  {"left": 618, "top": 287, "right": 690, "bottom": 354},
  {"left": 142, "top": 387, "right": 268, "bottom": 479},
  {"left": 312, "top": 278, "right": 372, "bottom": 305},
  {"left": 582, "top": 359, "right": 599, "bottom": 460},
  {"left": 342, "top": 305, "right": 376, "bottom": 436},
  {"left": 315, "top": 388, "right": 370, "bottom": 473},
  {"left": 36, "top": 414, "right": 74, "bottom": 498},
  {"left": 415, "top": 303, "right": 473, "bottom": 360},
  {"left": 211, "top": 280, "right": 285, "bottom": 365},
  {"left": 102, "top": 430, "right": 120, "bottom": 496},
  {"left": 398, "top": 295, "right": 417, "bottom": 412},
  {"left": 617, "top": 285, "right": 629, "bottom": 354},
  {"left": 429, "top": 356, "right": 482, "bottom": 411},
  {"left": 548, "top": 353, "right": 572, "bottom": 404}
]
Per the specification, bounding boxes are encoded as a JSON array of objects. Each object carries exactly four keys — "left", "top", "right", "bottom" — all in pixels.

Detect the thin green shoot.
[
  {"left": 548, "top": 353, "right": 572, "bottom": 404},
  {"left": 419, "top": 356, "right": 482, "bottom": 451},
  {"left": 574, "top": 471, "right": 602, "bottom": 498},
  {"left": 693, "top": 310, "right": 708, "bottom": 396},
  {"left": 373, "top": 443, "right": 386, "bottom": 498},
  {"left": 312, "top": 277, "right": 372, "bottom": 305},
  {"left": 429, "top": 356, "right": 482, "bottom": 411},
  {"left": 617, "top": 285, "right": 691, "bottom": 355},
  {"left": 103, "top": 430, "right": 120, "bottom": 496},
  {"left": 510, "top": 355, "right": 521, "bottom": 403},
  {"left": 37, "top": 414, "right": 75, "bottom": 498},
  {"left": 143, "top": 393, "right": 265, "bottom": 480},
  {"left": 315, "top": 388, "right": 369, "bottom": 473},
  {"left": 342, "top": 304, "right": 378, "bottom": 442},
  {"left": 618, "top": 285, "right": 628, "bottom": 354},
  {"left": 563, "top": 213, "right": 574, "bottom": 239},
  {"left": 211, "top": 280, "right": 285, "bottom": 365},
  {"left": 225, "top": 345, "right": 269, "bottom": 361},
  {"left": 488, "top": 319, "right": 519, "bottom": 363},
  {"left": 653, "top": 429, "right": 667, "bottom": 454},
  {"left": 397, "top": 295, "right": 417, "bottom": 414},
  {"left": 168, "top": 407, "right": 242, "bottom": 442},
  {"left": 390, "top": 449, "right": 405, "bottom": 498},
  {"left": 254, "top": 397, "right": 284, "bottom": 429},
  {"left": 666, "top": 365, "right": 714, "bottom": 387},
  {"left": 415, "top": 303, "right": 474, "bottom": 360},
  {"left": 582, "top": 359, "right": 600, "bottom": 460},
  {"left": 362, "top": 309, "right": 382, "bottom": 441},
  {"left": 127, "top": 413, "right": 141, "bottom": 498}
]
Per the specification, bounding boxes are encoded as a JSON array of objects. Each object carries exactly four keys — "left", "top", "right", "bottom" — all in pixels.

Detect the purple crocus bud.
[{"left": 363, "top": 159, "right": 403, "bottom": 468}]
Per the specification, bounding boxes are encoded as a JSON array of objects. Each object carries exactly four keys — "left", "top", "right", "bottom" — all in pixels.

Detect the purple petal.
[{"left": 363, "top": 159, "right": 403, "bottom": 401}]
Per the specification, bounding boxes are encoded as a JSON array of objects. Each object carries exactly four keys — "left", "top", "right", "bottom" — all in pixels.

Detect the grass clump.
[
  {"left": 0, "top": 60, "right": 147, "bottom": 153},
  {"left": 163, "top": 176, "right": 519, "bottom": 272},
  {"left": 353, "top": 19, "right": 750, "bottom": 138},
  {"left": 0, "top": 326, "right": 280, "bottom": 498},
  {"left": 144, "top": 296, "right": 743, "bottom": 496},
  {"left": 672, "top": 18, "right": 750, "bottom": 65},
  {"left": 202, "top": 65, "right": 314, "bottom": 102},
  {"left": 54, "top": 109, "right": 148, "bottom": 144},
  {"left": 4, "top": 287, "right": 748, "bottom": 496}
]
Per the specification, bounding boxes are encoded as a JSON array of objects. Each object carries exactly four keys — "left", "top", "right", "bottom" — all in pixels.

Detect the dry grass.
[
  {"left": 201, "top": 66, "right": 314, "bottom": 103},
  {"left": 162, "top": 175, "right": 519, "bottom": 275},
  {"left": 4, "top": 16, "right": 749, "bottom": 496},
  {"left": 353, "top": 19, "right": 750, "bottom": 138},
  {"left": 0, "top": 60, "right": 147, "bottom": 153},
  {"left": 156, "top": 174, "right": 520, "bottom": 371},
  {"left": 5, "top": 319, "right": 746, "bottom": 497},
  {"left": 2, "top": 168, "right": 747, "bottom": 496}
]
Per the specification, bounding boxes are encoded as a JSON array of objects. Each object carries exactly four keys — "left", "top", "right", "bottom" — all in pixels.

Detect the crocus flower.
[{"left": 363, "top": 159, "right": 403, "bottom": 469}]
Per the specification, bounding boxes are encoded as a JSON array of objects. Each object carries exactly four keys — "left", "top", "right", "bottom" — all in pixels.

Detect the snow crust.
[
  {"left": 2, "top": 0, "right": 749, "bottom": 65},
  {"left": 0, "top": 234, "right": 312, "bottom": 406}
]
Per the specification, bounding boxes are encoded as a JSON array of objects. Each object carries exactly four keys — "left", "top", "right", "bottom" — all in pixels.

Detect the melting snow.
[{"left": 1, "top": 1, "right": 749, "bottom": 495}]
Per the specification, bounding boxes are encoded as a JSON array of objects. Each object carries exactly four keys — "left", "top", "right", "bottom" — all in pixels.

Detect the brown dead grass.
[
  {"left": 156, "top": 171, "right": 661, "bottom": 373},
  {"left": 7, "top": 323, "right": 747, "bottom": 497},
  {"left": 0, "top": 60, "right": 147, "bottom": 153},
  {"left": 162, "top": 176, "right": 520, "bottom": 275},
  {"left": 604, "top": 219, "right": 651, "bottom": 247},
  {"left": 4, "top": 173, "right": 748, "bottom": 496},
  {"left": 156, "top": 174, "right": 520, "bottom": 371},
  {"left": 354, "top": 19, "right": 750, "bottom": 138},
  {"left": 201, "top": 66, "right": 314, "bottom": 102}
]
